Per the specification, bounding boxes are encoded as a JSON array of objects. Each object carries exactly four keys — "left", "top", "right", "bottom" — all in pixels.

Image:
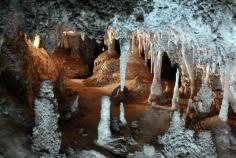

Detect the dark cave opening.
[
  {"left": 161, "top": 52, "right": 178, "bottom": 82},
  {"left": 79, "top": 38, "right": 121, "bottom": 78},
  {"left": 102, "top": 39, "right": 121, "bottom": 55},
  {"left": 86, "top": 41, "right": 106, "bottom": 77},
  {"left": 142, "top": 51, "right": 179, "bottom": 84}
]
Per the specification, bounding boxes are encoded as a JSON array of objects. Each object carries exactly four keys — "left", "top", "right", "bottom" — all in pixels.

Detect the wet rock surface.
[
  {"left": 110, "top": 86, "right": 130, "bottom": 106},
  {"left": 131, "top": 120, "right": 141, "bottom": 138}
]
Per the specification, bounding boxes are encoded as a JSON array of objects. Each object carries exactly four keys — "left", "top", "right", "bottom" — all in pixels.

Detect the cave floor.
[
  {"left": 1, "top": 49, "right": 236, "bottom": 157},
  {"left": 58, "top": 50, "right": 236, "bottom": 157},
  {"left": 59, "top": 51, "right": 187, "bottom": 156}
]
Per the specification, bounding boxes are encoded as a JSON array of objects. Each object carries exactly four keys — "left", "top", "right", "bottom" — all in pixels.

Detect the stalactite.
[
  {"left": 138, "top": 34, "right": 141, "bottom": 57},
  {"left": 150, "top": 49, "right": 154, "bottom": 73},
  {"left": 156, "top": 51, "right": 164, "bottom": 81},
  {"left": 131, "top": 33, "right": 135, "bottom": 54},
  {"left": 229, "top": 60, "right": 236, "bottom": 113},
  {"left": 120, "top": 38, "right": 129, "bottom": 92},
  {"left": 119, "top": 102, "right": 127, "bottom": 125},
  {"left": 143, "top": 33, "right": 146, "bottom": 55},
  {"left": 150, "top": 57, "right": 160, "bottom": 96},
  {"left": 145, "top": 48, "right": 148, "bottom": 66},
  {"left": 148, "top": 52, "right": 163, "bottom": 104},
  {"left": 171, "top": 69, "right": 180, "bottom": 110},
  {"left": 182, "top": 43, "right": 195, "bottom": 98},
  {"left": 204, "top": 62, "right": 210, "bottom": 85},
  {"left": 218, "top": 55, "right": 225, "bottom": 88},
  {"left": 219, "top": 65, "right": 230, "bottom": 122},
  {"left": 230, "top": 84, "right": 236, "bottom": 113}
]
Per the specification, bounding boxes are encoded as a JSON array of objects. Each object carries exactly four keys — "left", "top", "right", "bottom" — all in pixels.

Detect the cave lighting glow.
[
  {"left": 33, "top": 34, "right": 40, "bottom": 48},
  {"left": 63, "top": 30, "right": 75, "bottom": 36}
]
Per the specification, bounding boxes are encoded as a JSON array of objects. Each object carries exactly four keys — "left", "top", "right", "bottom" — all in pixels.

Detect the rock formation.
[
  {"left": 158, "top": 111, "right": 217, "bottom": 158},
  {"left": 97, "top": 96, "right": 112, "bottom": 145},
  {"left": 171, "top": 69, "right": 180, "bottom": 110},
  {"left": 119, "top": 102, "right": 127, "bottom": 125},
  {"left": 32, "top": 80, "right": 61, "bottom": 157}
]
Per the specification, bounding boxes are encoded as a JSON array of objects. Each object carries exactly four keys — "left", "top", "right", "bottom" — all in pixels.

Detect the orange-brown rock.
[
  {"left": 0, "top": 32, "right": 59, "bottom": 107},
  {"left": 84, "top": 50, "right": 120, "bottom": 87}
]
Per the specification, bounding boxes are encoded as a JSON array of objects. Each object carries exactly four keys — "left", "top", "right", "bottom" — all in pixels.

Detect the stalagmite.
[
  {"left": 194, "top": 62, "right": 213, "bottom": 114},
  {"left": 119, "top": 102, "right": 127, "bottom": 125},
  {"left": 97, "top": 96, "right": 112, "bottom": 145},
  {"left": 171, "top": 69, "right": 180, "bottom": 110},
  {"left": 219, "top": 65, "right": 230, "bottom": 122},
  {"left": 32, "top": 80, "right": 61, "bottom": 157}
]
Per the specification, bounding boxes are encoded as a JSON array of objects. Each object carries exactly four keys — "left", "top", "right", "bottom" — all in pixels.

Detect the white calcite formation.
[
  {"left": 143, "top": 145, "right": 155, "bottom": 157},
  {"left": 97, "top": 96, "right": 112, "bottom": 145},
  {"left": 195, "top": 84, "right": 213, "bottom": 114},
  {"left": 155, "top": 51, "right": 164, "bottom": 81},
  {"left": 68, "top": 149, "right": 107, "bottom": 158},
  {"left": 110, "top": 1, "right": 236, "bottom": 110},
  {"left": 120, "top": 39, "right": 129, "bottom": 92},
  {"left": 119, "top": 102, "right": 127, "bottom": 125},
  {"left": 171, "top": 69, "right": 180, "bottom": 110},
  {"left": 148, "top": 49, "right": 165, "bottom": 105},
  {"left": 219, "top": 65, "right": 231, "bottom": 122},
  {"left": 194, "top": 64, "right": 213, "bottom": 113},
  {"left": 210, "top": 118, "right": 236, "bottom": 158},
  {"left": 128, "top": 144, "right": 165, "bottom": 158},
  {"left": 159, "top": 111, "right": 217, "bottom": 158},
  {"left": 106, "top": 26, "right": 117, "bottom": 52},
  {"left": 230, "top": 84, "right": 236, "bottom": 113},
  {"left": 32, "top": 80, "right": 61, "bottom": 157},
  {"left": 229, "top": 60, "right": 236, "bottom": 113},
  {"left": 182, "top": 43, "right": 195, "bottom": 98}
]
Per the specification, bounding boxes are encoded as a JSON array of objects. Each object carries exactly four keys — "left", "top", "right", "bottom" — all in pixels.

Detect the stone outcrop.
[
  {"left": 0, "top": 33, "right": 58, "bottom": 107},
  {"left": 32, "top": 80, "right": 61, "bottom": 157}
]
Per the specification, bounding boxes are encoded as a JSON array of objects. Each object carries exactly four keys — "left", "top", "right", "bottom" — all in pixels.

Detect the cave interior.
[{"left": 0, "top": 0, "right": 236, "bottom": 158}]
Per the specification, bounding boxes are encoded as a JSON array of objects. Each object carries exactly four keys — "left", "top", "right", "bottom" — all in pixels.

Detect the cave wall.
[
  {"left": 0, "top": 32, "right": 58, "bottom": 107},
  {"left": 0, "top": 0, "right": 236, "bottom": 107}
]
